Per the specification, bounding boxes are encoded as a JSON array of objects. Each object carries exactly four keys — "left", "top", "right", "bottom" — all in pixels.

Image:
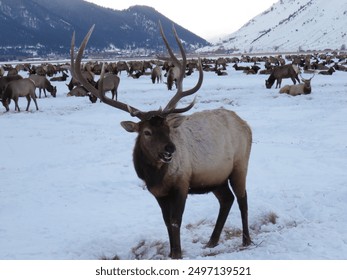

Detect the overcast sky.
[{"left": 84, "top": 0, "right": 277, "bottom": 41}]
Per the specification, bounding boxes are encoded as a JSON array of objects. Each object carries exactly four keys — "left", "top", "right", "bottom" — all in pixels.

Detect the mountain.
[
  {"left": 0, "top": 0, "right": 210, "bottom": 60},
  {"left": 200, "top": 0, "right": 347, "bottom": 53}
]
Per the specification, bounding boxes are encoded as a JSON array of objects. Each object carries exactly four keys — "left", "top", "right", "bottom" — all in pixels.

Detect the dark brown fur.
[
  {"left": 265, "top": 64, "right": 300, "bottom": 88},
  {"left": 50, "top": 72, "right": 69, "bottom": 81},
  {"left": 318, "top": 67, "right": 335, "bottom": 75}
]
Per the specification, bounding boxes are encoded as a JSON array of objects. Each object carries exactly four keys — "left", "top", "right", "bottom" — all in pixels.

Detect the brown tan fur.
[
  {"left": 67, "top": 85, "right": 89, "bottom": 97},
  {"left": 29, "top": 74, "right": 57, "bottom": 98},
  {"left": 2, "top": 78, "right": 38, "bottom": 111},
  {"left": 67, "top": 70, "right": 94, "bottom": 90},
  {"left": 122, "top": 109, "right": 252, "bottom": 198},
  {"left": 151, "top": 66, "right": 162, "bottom": 84},
  {"left": 95, "top": 74, "right": 120, "bottom": 100},
  {"left": 166, "top": 66, "right": 180, "bottom": 90},
  {"left": 279, "top": 75, "right": 314, "bottom": 96}
]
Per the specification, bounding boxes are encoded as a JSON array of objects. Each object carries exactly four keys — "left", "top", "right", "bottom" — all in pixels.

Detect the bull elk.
[
  {"left": 279, "top": 74, "right": 314, "bottom": 96},
  {"left": 71, "top": 24, "right": 252, "bottom": 259}
]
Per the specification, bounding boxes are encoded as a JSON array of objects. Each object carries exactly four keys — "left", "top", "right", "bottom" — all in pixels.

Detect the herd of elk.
[
  {"left": 70, "top": 24, "right": 253, "bottom": 259},
  {"left": 1, "top": 47, "right": 345, "bottom": 112}
]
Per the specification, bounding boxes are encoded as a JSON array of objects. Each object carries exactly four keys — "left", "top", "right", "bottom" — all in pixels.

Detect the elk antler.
[
  {"left": 300, "top": 73, "right": 315, "bottom": 81},
  {"left": 158, "top": 22, "right": 203, "bottom": 115},
  {"left": 71, "top": 25, "right": 154, "bottom": 120},
  {"left": 70, "top": 23, "right": 203, "bottom": 120}
]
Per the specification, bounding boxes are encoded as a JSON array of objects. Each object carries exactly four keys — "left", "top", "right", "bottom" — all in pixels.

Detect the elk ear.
[
  {"left": 167, "top": 115, "right": 186, "bottom": 128},
  {"left": 120, "top": 121, "right": 139, "bottom": 133}
]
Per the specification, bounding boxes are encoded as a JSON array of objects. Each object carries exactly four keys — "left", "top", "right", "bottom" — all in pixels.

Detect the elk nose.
[{"left": 165, "top": 142, "right": 176, "bottom": 154}]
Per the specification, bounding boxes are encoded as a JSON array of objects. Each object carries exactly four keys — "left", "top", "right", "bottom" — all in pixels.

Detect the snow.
[{"left": 0, "top": 61, "right": 346, "bottom": 260}]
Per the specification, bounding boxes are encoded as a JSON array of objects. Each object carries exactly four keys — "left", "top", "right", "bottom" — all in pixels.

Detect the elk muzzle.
[{"left": 159, "top": 142, "right": 176, "bottom": 163}]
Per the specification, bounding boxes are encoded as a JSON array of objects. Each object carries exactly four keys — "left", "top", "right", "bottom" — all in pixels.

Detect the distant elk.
[
  {"left": 67, "top": 70, "right": 95, "bottom": 91},
  {"left": 50, "top": 72, "right": 69, "bottom": 82},
  {"left": 318, "top": 67, "right": 335, "bottom": 75},
  {"left": 279, "top": 74, "right": 314, "bottom": 96},
  {"left": 215, "top": 57, "right": 227, "bottom": 70},
  {"left": 67, "top": 85, "right": 89, "bottom": 97},
  {"left": 1, "top": 78, "right": 38, "bottom": 112},
  {"left": 116, "top": 61, "right": 130, "bottom": 75},
  {"left": 128, "top": 61, "right": 145, "bottom": 76},
  {"left": 7, "top": 68, "right": 18, "bottom": 76},
  {"left": 29, "top": 65, "right": 46, "bottom": 76},
  {"left": 232, "top": 63, "right": 250, "bottom": 71},
  {"left": 95, "top": 73, "right": 120, "bottom": 101},
  {"left": 29, "top": 74, "right": 57, "bottom": 98},
  {"left": 151, "top": 66, "right": 163, "bottom": 84},
  {"left": 71, "top": 23, "right": 253, "bottom": 259},
  {"left": 166, "top": 66, "right": 180, "bottom": 90},
  {"left": 0, "top": 75, "right": 23, "bottom": 99},
  {"left": 265, "top": 64, "right": 300, "bottom": 89}
]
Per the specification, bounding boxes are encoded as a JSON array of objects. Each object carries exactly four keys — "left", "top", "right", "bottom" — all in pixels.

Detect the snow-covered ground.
[{"left": 0, "top": 61, "right": 346, "bottom": 260}]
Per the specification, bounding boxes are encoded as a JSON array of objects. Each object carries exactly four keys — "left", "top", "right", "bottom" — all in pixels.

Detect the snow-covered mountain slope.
[{"left": 199, "top": 0, "right": 347, "bottom": 53}]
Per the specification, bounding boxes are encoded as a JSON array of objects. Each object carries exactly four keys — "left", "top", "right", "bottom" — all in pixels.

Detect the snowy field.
[{"left": 0, "top": 61, "right": 346, "bottom": 260}]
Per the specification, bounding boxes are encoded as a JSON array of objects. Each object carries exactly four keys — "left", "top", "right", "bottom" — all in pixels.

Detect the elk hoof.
[
  {"left": 169, "top": 251, "right": 182, "bottom": 259},
  {"left": 242, "top": 235, "right": 252, "bottom": 246},
  {"left": 205, "top": 239, "right": 218, "bottom": 248}
]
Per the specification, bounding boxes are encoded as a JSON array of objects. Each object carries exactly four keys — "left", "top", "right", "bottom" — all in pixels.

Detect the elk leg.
[
  {"left": 292, "top": 75, "right": 300, "bottom": 84},
  {"left": 207, "top": 181, "right": 234, "bottom": 248},
  {"left": 230, "top": 172, "right": 251, "bottom": 246},
  {"left": 25, "top": 95, "right": 31, "bottom": 111},
  {"left": 14, "top": 98, "right": 20, "bottom": 111},
  {"left": 33, "top": 98, "right": 39, "bottom": 111},
  {"left": 237, "top": 191, "right": 251, "bottom": 246},
  {"left": 156, "top": 190, "right": 187, "bottom": 259},
  {"left": 156, "top": 196, "right": 174, "bottom": 252},
  {"left": 111, "top": 89, "right": 118, "bottom": 101}
]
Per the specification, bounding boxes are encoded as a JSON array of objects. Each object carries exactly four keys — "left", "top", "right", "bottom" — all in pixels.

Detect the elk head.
[
  {"left": 70, "top": 23, "right": 203, "bottom": 166},
  {"left": 300, "top": 73, "right": 314, "bottom": 94}
]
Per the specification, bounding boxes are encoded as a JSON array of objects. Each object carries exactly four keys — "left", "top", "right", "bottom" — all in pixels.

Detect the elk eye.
[{"left": 143, "top": 129, "right": 152, "bottom": 137}]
